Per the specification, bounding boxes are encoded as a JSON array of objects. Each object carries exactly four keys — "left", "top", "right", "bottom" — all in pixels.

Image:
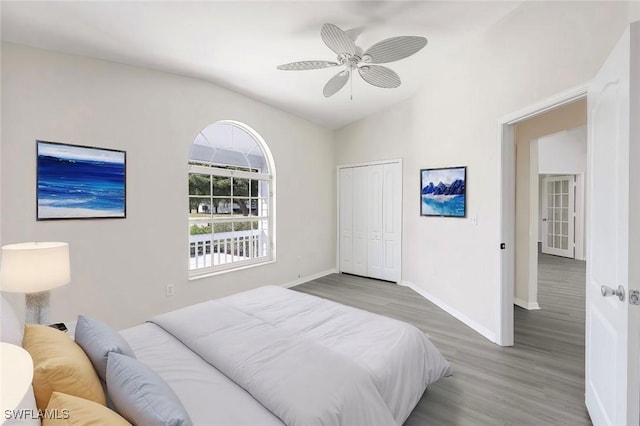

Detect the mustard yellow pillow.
[
  {"left": 43, "top": 392, "right": 131, "bottom": 426},
  {"left": 23, "top": 325, "right": 106, "bottom": 410}
]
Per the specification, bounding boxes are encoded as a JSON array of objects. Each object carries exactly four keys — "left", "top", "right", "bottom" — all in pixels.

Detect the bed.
[{"left": 3, "top": 285, "right": 452, "bottom": 425}]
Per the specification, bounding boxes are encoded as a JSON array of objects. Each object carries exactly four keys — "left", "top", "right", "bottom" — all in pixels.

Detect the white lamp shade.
[
  {"left": 0, "top": 242, "right": 70, "bottom": 293},
  {"left": 0, "top": 342, "right": 34, "bottom": 413}
]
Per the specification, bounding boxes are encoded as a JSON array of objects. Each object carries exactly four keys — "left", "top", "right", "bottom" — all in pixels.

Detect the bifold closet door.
[{"left": 339, "top": 162, "right": 402, "bottom": 283}]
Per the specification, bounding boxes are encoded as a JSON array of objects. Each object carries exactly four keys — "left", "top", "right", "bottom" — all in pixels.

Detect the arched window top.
[{"left": 189, "top": 121, "right": 271, "bottom": 174}]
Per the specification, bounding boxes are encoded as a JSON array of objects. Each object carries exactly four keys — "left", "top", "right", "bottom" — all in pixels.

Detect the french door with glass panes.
[{"left": 541, "top": 175, "right": 575, "bottom": 258}]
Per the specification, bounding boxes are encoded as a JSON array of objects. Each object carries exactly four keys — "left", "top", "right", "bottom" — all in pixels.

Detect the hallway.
[{"left": 514, "top": 253, "right": 588, "bottom": 423}]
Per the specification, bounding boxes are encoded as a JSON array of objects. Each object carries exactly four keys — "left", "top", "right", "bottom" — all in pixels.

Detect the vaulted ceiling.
[{"left": 1, "top": 1, "right": 527, "bottom": 129}]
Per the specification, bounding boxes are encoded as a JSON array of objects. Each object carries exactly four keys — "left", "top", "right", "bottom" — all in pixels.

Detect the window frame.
[{"left": 188, "top": 122, "right": 275, "bottom": 279}]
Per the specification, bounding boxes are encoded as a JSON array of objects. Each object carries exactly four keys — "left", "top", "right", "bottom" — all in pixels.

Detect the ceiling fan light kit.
[{"left": 277, "top": 23, "right": 427, "bottom": 98}]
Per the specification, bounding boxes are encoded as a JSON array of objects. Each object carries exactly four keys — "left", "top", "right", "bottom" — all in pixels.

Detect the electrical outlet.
[{"left": 166, "top": 284, "right": 175, "bottom": 297}]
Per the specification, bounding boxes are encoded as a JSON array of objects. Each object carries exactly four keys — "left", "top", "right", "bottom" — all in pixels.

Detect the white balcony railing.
[{"left": 189, "top": 230, "right": 268, "bottom": 270}]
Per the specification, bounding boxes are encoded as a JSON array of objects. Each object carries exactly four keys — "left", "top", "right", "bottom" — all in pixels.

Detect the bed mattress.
[{"left": 121, "top": 285, "right": 452, "bottom": 425}]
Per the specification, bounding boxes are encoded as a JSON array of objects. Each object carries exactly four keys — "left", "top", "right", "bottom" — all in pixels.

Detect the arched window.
[{"left": 188, "top": 121, "right": 275, "bottom": 276}]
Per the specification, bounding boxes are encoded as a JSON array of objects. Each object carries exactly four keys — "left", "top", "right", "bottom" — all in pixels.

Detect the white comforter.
[{"left": 149, "top": 285, "right": 452, "bottom": 426}]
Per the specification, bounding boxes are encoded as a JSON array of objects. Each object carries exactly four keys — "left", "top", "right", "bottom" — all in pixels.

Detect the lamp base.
[{"left": 25, "top": 291, "right": 50, "bottom": 325}]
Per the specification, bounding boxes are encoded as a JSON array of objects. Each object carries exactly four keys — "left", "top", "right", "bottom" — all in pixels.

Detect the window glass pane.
[
  {"left": 562, "top": 180, "right": 569, "bottom": 193},
  {"left": 254, "top": 219, "right": 269, "bottom": 258},
  {"left": 213, "top": 222, "right": 232, "bottom": 233},
  {"left": 547, "top": 208, "right": 553, "bottom": 221},
  {"left": 547, "top": 195, "right": 554, "bottom": 207},
  {"left": 189, "top": 174, "right": 211, "bottom": 196},
  {"left": 548, "top": 182, "right": 554, "bottom": 194},
  {"left": 562, "top": 208, "right": 568, "bottom": 221},
  {"left": 555, "top": 181, "right": 561, "bottom": 193},
  {"left": 213, "top": 176, "right": 231, "bottom": 196},
  {"left": 562, "top": 194, "right": 569, "bottom": 207},
  {"left": 554, "top": 208, "right": 561, "bottom": 221},
  {"left": 259, "top": 181, "right": 269, "bottom": 198},
  {"left": 547, "top": 235, "right": 553, "bottom": 247},
  {"left": 233, "top": 221, "right": 253, "bottom": 259},
  {"left": 189, "top": 196, "right": 211, "bottom": 216},
  {"left": 554, "top": 235, "right": 561, "bottom": 248},
  {"left": 561, "top": 236, "right": 568, "bottom": 250},
  {"left": 189, "top": 222, "right": 213, "bottom": 270},
  {"left": 234, "top": 198, "right": 252, "bottom": 216},
  {"left": 562, "top": 222, "right": 568, "bottom": 236},
  {"left": 555, "top": 195, "right": 561, "bottom": 207},
  {"left": 259, "top": 198, "right": 269, "bottom": 216},
  {"left": 234, "top": 178, "right": 250, "bottom": 197},
  {"left": 212, "top": 198, "right": 233, "bottom": 215},
  {"left": 249, "top": 198, "right": 259, "bottom": 216},
  {"left": 189, "top": 144, "right": 215, "bottom": 164},
  {"left": 250, "top": 180, "right": 259, "bottom": 197},
  {"left": 212, "top": 149, "right": 250, "bottom": 169}
]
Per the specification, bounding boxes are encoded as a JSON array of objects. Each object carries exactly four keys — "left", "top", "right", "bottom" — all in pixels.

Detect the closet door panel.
[
  {"left": 367, "top": 165, "right": 384, "bottom": 279},
  {"left": 339, "top": 168, "right": 353, "bottom": 273},
  {"left": 382, "top": 163, "right": 402, "bottom": 282},
  {"left": 352, "top": 167, "right": 368, "bottom": 276}
]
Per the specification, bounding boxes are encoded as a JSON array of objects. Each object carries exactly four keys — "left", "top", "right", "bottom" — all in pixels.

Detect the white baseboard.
[
  {"left": 400, "top": 281, "right": 497, "bottom": 343},
  {"left": 514, "top": 298, "right": 541, "bottom": 310},
  {"left": 279, "top": 269, "right": 337, "bottom": 289}
]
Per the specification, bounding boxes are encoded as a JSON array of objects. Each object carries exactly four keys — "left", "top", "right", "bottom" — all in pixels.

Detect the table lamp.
[
  {"left": 0, "top": 342, "right": 34, "bottom": 417},
  {"left": 0, "top": 242, "right": 70, "bottom": 324}
]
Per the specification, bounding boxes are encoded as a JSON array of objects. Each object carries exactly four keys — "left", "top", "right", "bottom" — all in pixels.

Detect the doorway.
[
  {"left": 497, "top": 83, "right": 588, "bottom": 346},
  {"left": 510, "top": 99, "right": 587, "bottom": 317}
]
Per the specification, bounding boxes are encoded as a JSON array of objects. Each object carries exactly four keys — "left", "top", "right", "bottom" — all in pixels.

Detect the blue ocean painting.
[
  {"left": 37, "top": 142, "right": 126, "bottom": 219},
  {"left": 421, "top": 167, "right": 466, "bottom": 217}
]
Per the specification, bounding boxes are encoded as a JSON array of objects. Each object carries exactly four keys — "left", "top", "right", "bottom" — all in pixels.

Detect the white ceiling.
[{"left": 0, "top": 1, "right": 525, "bottom": 129}]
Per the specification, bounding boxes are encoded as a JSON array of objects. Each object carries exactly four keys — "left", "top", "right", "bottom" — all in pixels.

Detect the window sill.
[{"left": 188, "top": 259, "right": 276, "bottom": 281}]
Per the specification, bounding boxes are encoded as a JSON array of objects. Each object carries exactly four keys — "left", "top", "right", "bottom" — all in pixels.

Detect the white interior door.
[
  {"left": 586, "top": 23, "right": 639, "bottom": 426},
  {"left": 367, "top": 165, "right": 384, "bottom": 279},
  {"left": 338, "top": 168, "right": 353, "bottom": 273},
  {"left": 541, "top": 175, "right": 575, "bottom": 258},
  {"left": 382, "top": 163, "right": 402, "bottom": 282},
  {"left": 352, "top": 167, "right": 368, "bottom": 276}
]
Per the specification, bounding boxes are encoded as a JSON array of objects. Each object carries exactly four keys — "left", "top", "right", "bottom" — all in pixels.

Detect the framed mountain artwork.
[{"left": 420, "top": 166, "right": 466, "bottom": 218}]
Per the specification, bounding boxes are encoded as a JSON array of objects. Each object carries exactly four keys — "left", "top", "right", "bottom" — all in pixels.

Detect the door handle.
[
  {"left": 542, "top": 218, "right": 547, "bottom": 222},
  {"left": 601, "top": 285, "right": 625, "bottom": 302}
]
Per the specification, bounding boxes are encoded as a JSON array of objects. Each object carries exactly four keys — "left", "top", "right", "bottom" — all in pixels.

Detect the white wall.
[
  {"left": 538, "top": 125, "right": 587, "bottom": 175},
  {"left": 335, "top": 2, "right": 630, "bottom": 341},
  {"left": 0, "top": 43, "right": 336, "bottom": 328}
]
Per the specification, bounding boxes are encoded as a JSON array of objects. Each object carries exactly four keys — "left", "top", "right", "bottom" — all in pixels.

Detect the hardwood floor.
[{"left": 293, "top": 254, "right": 589, "bottom": 426}]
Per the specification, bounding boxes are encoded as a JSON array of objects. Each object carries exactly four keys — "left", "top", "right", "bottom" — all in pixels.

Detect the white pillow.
[{"left": 1, "top": 293, "right": 24, "bottom": 346}]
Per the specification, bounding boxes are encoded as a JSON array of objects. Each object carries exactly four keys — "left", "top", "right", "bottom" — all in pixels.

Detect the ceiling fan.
[{"left": 277, "top": 23, "right": 428, "bottom": 98}]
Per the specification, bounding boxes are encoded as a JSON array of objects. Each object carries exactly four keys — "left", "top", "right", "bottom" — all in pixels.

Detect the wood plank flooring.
[{"left": 293, "top": 253, "right": 589, "bottom": 426}]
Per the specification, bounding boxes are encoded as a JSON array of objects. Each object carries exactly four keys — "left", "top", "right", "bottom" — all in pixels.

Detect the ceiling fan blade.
[
  {"left": 323, "top": 69, "right": 350, "bottom": 97},
  {"left": 363, "top": 36, "right": 428, "bottom": 64},
  {"left": 345, "top": 27, "right": 365, "bottom": 42},
  {"left": 321, "top": 23, "right": 356, "bottom": 56},
  {"left": 277, "top": 61, "right": 339, "bottom": 71},
  {"left": 358, "top": 65, "right": 401, "bottom": 89}
]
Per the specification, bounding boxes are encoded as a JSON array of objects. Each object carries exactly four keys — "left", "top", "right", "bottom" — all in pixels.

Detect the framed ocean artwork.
[
  {"left": 37, "top": 141, "right": 126, "bottom": 220},
  {"left": 420, "top": 166, "right": 466, "bottom": 218}
]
